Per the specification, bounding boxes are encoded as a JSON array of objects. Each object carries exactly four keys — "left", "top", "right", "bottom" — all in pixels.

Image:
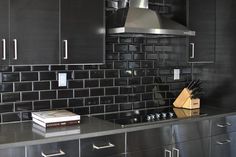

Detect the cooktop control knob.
[
  {"left": 155, "top": 113, "right": 161, "bottom": 119},
  {"left": 147, "top": 115, "right": 151, "bottom": 121},
  {"left": 150, "top": 114, "right": 155, "bottom": 120},
  {"left": 169, "top": 112, "right": 174, "bottom": 118},
  {"left": 162, "top": 113, "right": 167, "bottom": 118}
]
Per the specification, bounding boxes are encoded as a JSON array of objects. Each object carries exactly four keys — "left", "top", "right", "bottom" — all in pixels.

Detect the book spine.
[{"left": 46, "top": 120, "right": 80, "bottom": 128}]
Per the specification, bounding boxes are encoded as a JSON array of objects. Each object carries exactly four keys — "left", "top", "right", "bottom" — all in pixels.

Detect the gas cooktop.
[{"left": 95, "top": 107, "right": 207, "bottom": 128}]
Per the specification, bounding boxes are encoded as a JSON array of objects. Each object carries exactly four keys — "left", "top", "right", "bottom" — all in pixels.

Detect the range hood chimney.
[{"left": 107, "top": 0, "right": 195, "bottom": 37}]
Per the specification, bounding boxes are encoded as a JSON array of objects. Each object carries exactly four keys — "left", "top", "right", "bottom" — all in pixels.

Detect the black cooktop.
[{"left": 95, "top": 107, "right": 207, "bottom": 127}]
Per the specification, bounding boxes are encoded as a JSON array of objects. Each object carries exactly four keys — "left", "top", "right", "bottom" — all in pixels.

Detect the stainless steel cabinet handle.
[
  {"left": 41, "top": 149, "right": 65, "bottom": 157},
  {"left": 190, "top": 43, "right": 195, "bottom": 59},
  {"left": 93, "top": 142, "right": 115, "bottom": 150},
  {"left": 172, "top": 148, "right": 179, "bottom": 157},
  {"left": 216, "top": 139, "right": 231, "bottom": 145},
  {"left": 2, "top": 39, "right": 6, "bottom": 60},
  {"left": 13, "top": 39, "right": 18, "bottom": 60},
  {"left": 164, "top": 149, "right": 172, "bottom": 157},
  {"left": 217, "top": 122, "right": 232, "bottom": 128},
  {"left": 63, "top": 40, "right": 68, "bottom": 59}
]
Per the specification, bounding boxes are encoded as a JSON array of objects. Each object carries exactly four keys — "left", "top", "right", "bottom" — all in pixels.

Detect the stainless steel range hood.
[{"left": 107, "top": 0, "right": 195, "bottom": 37}]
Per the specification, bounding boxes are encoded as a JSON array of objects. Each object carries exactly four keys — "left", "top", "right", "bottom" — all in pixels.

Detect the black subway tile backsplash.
[{"left": 0, "top": 33, "right": 190, "bottom": 123}]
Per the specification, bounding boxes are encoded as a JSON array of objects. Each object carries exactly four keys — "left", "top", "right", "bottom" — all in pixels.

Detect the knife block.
[{"left": 173, "top": 88, "right": 200, "bottom": 109}]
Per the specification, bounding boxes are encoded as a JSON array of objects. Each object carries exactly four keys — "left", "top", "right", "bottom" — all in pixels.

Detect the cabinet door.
[
  {"left": 188, "top": 0, "right": 215, "bottom": 63},
  {"left": 174, "top": 138, "right": 210, "bottom": 157},
  {"left": 0, "top": 147, "right": 25, "bottom": 157},
  {"left": 0, "top": 0, "right": 9, "bottom": 65},
  {"left": 211, "top": 132, "right": 236, "bottom": 157},
  {"left": 10, "top": 0, "right": 59, "bottom": 65},
  {"left": 61, "top": 0, "right": 105, "bottom": 64}
]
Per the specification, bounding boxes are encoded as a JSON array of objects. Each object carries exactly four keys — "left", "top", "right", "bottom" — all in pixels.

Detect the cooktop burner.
[{"left": 95, "top": 107, "right": 207, "bottom": 127}]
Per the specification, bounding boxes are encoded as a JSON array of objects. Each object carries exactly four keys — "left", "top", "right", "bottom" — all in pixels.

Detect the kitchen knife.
[
  {"left": 188, "top": 80, "right": 197, "bottom": 90},
  {"left": 187, "top": 80, "right": 195, "bottom": 89},
  {"left": 190, "top": 79, "right": 200, "bottom": 90}
]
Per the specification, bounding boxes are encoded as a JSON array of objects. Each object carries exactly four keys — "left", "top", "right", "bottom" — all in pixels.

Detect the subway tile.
[
  {"left": 34, "top": 101, "right": 51, "bottom": 110},
  {"left": 155, "top": 46, "right": 172, "bottom": 52},
  {"left": 32, "top": 66, "right": 49, "bottom": 71},
  {"left": 67, "top": 65, "right": 83, "bottom": 70},
  {"left": 133, "top": 102, "right": 146, "bottom": 109},
  {"left": 158, "top": 85, "right": 170, "bottom": 91},
  {"left": 146, "top": 69, "right": 158, "bottom": 76},
  {"left": 2, "top": 113, "right": 21, "bottom": 123},
  {"left": 40, "top": 91, "right": 56, "bottom": 100},
  {"left": 120, "top": 70, "right": 132, "bottom": 78},
  {"left": 85, "top": 80, "right": 99, "bottom": 88},
  {"left": 15, "top": 82, "right": 32, "bottom": 92},
  {"left": 40, "top": 72, "right": 56, "bottom": 81},
  {"left": 133, "top": 86, "right": 145, "bottom": 93},
  {"left": 106, "top": 44, "right": 114, "bottom": 52},
  {"left": 100, "top": 79, "right": 114, "bottom": 87},
  {"left": 120, "top": 86, "right": 132, "bottom": 94},
  {"left": 146, "top": 38, "right": 159, "bottom": 44},
  {"left": 0, "top": 66, "right": 12, "bottom": 72},
  {"left": 84, "top": 65, "right": 98, "bottom": 70},
  {"left": 68, "top": 98, "right": 84, "bottom": 107},
  {"left": 133, "top": 69, "right": 145, "bottom": 77},
  {"left": 142, "top": 77, "right": 154, "bottom": 84},
  {"left": 21, "top": 72, "right": 38, "bottom": 81},
  {"left": 146, "top": 85, "right": 156, "bottom": 92},
  {"left": 129, "top": 44, "right": 140, "bottom": 52},
  {"left": 2, "top": 73, "right": 20, "bottom": 82},
  {"left": 105, "top": 87, "right": 119, "bottom": 95},
  {"left": 33, "top": 82, "right": 50, "bottom": 91},
  {"left": 142, "top": 93, "right": 153, "bottom": 101},
  {"left": 13, "top": 66, "right": 31, "bottom": 72},
  {"left": 129, "top": 94, "right": 141, "bottom": 102},
  {"left": 75, "top": 89, "right": 89, "bottom": 97},
  {"left": 133, "top": 38, "right": 144, "bottom": 43},
  {"left": 51, "top": 65, "right": 66, "bottom": 71},
  {"left": 51, "top": 81, "right": 67, "bottom": 90},
  {"left": 99, "top": 62, "right": 113, "bottom": 69},
  {"left": 142, "top": 45, "right": 154, "bottom": 52},
  {"left": 2, "top": 93, "right": 20, "bottom": 102},
  {"left": 85, "top": 97, "right": 99, "bottom": 106},
  {"left": 106, "top": 53, "right": 119, "bottom": 60},
  {"left": 0, "top": 83, "right": 13, "bottom": 93},
  {"left": 141, "top": 61, "right": 154, "bottom": 68},
  {"left": 120, "top": 103, "right": 132, "bottom": 111},
  {"left": 105, "top": 70, "right": 119, "bottom": 78},
  {"left": 52, "top": 99, "right": 68, "bottom": 109},
  {"left": 115, "top": 95, "right": 128, "bottom": 103},
  {"left": 146, "top": 53, "right": 159, "bottom": 60},
  {"left": 90, "top": 88, "right": 104, "bottom": 96},
  {"left": 74, "top": 71, "right": 89, "bottom": 79},
  {"left": 128, "top": 61, "right": 140, "bottom": 69},
  {"left": 120, "top": 53, "right": 132, "bottom": 60},
  {"left": 90, "top": 70, "right": 104, "bottom": 78},
  {"left": 21, "top": 112, "right": 32, "bottom": 121},
  {"left": 128, "top": 78, "right": 141, "bottom": 85},
  {"left": 146, "top": 100, "right": 159, "bottom": 108},
  {"left": 114, "top": 61, "right": 128, "bottom": 69},
  {"left": 58, "top": 89, "right": 73, "bottom": 99},
  {"left": 22, "top": 92, "right": 39, "bottom": 101},
  {"left": 115, "top": 78, "right": 128, "bottom": 86},
  {"left": 74, "top": 107, "right": 89, "bottom": 115},
  {"left": 114, "top": 44, "right": 128, "bottom": 52},
  {"left": 105, "top": 104, "right": 119, "bottom": 112},
  {"left": 100, "top": 96, "right": 114, "bottom": 104},
  {"left": 106, "top": 36, "right": 119, "bottom": 43},
  {"left": 0, "top": 103, "right": 13, "bottom": 113},
  {"left": 15, "top": 102, "right": 32, "bottom": 111},
  {"left": 120, "top": 37, "right": 132, "bottom": 43},
  {"left": 134, "top": 53, "right": 145, "bottom": 60},
  {"left": 90, "top": 105, "right": 104, "bottom": 114},
  {"left": 68, "top": 80, "right": 83, "bottom": 88}
]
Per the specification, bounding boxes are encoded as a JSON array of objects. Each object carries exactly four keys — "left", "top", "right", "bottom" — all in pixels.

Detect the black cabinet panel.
[
  {"left": 212, "top": 115, "right": 236, "bottom": 136},
  {"left": 10, "top": 0, "right": 59, "bottom": 65},
  {"left": 0, "top": 0, "right": 9, "bottom": 65},
  {"left": 0, "top": 147, "right": 25, "bottom": 157},
  {"left": 61, "top": 0, "right": 105, "bottom": 64},
  {"left": 188, "top": 0, "right": 215, "bottom": 63}
]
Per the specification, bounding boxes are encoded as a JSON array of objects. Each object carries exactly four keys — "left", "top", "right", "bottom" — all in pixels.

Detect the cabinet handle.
[
  {"left": 41, "top": 149, "right": 65, "bottom": 157},
  {"left": 164, "top": 149, "right": 172, "bottom": 157},
  {"left": 217, "top": 122, "right": 232, "bottom": 128},
  {"left": 92, "top": 142, "right": 115, "bottom": 150},
  {"left": 172, "top": 148, "right": 179, "bottom": 157},
  {"left": 190, "top": 43, "right": 195, "bottom": 59},
  {"left": 63, "top": 40, "right": 68, "bottom": 59},
  {"left": 13, "top": 39, "right": 18, "bottom": 60},
  {"left": 216, "top": 139, "right": 231, "bottom": 145},
  {"left": 2, "top": 39, "right": 6, "bottom": 60}
]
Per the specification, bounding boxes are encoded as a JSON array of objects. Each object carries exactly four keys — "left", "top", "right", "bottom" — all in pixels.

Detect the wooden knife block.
[{"left": 173, "top": 88, "right": 200, "bottom": 109}]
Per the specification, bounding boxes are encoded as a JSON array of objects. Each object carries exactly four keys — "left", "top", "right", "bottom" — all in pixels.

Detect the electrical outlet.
[
  {"left": 58, "top": 73, "right": 67, "bottom": 87},
  {"left": 174, "top": 69, "right": 180, "bottom": 80}
]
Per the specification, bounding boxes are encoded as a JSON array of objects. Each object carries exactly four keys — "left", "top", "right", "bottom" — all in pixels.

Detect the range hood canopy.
[{"left": 107, "top": 0, "right": 195, "bottom": 37}]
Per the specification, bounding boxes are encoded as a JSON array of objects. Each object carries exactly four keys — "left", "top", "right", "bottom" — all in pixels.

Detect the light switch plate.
[
  {"left": 174, "top": 69, "right": 180, "bottom": 80},
  {"left": 58, "top": 73, "right": 67, "bottom": 87}
]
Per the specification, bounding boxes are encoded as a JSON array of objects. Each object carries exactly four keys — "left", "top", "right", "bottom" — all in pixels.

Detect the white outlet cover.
[
  {"left": 58, "top": 73, "right": 67, "bottom": 87},
  {"left": 174, "top": 69, "right": 180, "bottom": 80}
]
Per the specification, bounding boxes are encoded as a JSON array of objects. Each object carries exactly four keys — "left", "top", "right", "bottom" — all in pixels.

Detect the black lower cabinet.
[
  {"left": 0, "top": 147, "right": 25, "bottom": 157},
  {"left": 80, "top": 134, "right": 125, "bottom": 157},
  {"left": 211, "top": 132, "right": 236, "bottom": 157},
  {"left": 27, "top": 140, "right": 79, "bottom": 157}
]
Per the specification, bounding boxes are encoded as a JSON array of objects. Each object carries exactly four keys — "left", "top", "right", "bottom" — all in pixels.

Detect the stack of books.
[{"left": 32, "top": 110, "right": 80, "bottom": 128}]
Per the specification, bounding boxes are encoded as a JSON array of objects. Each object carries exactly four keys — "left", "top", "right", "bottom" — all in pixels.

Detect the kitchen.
[{"left": 0, "top": 0, "right": 235, "bottom": 156}]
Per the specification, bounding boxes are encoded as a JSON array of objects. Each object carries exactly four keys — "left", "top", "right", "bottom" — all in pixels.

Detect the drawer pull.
[
  {"left": 93, "top": 142, "right": 115, "bottom": 150},
  {"left": 41, "top": 149, "right": 65, "bottom": 157},
  {"left": 216, "top": 139, "right": 231, "bottom": 145},
  {"left": 164, "top": 149, "right": 172, "bottom": 157},
  {"left": 217, "top": 122, "right": 232, "bottom": 128}
]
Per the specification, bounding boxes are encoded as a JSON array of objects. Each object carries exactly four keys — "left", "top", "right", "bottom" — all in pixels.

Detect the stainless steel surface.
[
  {"left": 216, "top": 139, "right": 231, "bottom": 145},
  {"left": 92, "top": 142, "right": 115, "bottom": 150},
  {"left": 118, "top": 0, "right": 128, "bottom": 8},
  {"left": 172, "top": 148, "right": 179, "bottom": 157},
  {"left": 217, "top": 122, "right": 232, "bottom": 128},
  {"left": 63, "top": 40, "right": 68, "bottom": 60},
  {"left": 190, "top": 43, "right": 195, "bottom": 59},
  {"left": 107, "top": 0, "right": 195, "bottom": 36},
  {"left": 41, "top": 149, "right": 65, "bottom": 157},
  {"left": 130, "top": 0, "right": 148, "bottom": 9},
  {"left": 13, "top": 39, "right": 17, "bottom": 60},
  {"left": 164, "top": 149, "right": 171, "bottom": 157},
  {"left": 1, "top": 39, "right": 6, "bottom": 60},
  {"left": 0, "top": 147, "right": 25, "bottom": 157}
]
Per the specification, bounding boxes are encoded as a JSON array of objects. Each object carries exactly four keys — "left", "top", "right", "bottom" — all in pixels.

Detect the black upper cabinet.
[
  {"left": 61, "top": 0, "right": 105, "bottom": 64},
  {"left": 10, "top": 0, "right": 59, "bottom": 65},
  {"left": 0, "top": 0, "right": 9, "bottom": 65},
  {"left": 188, "top": 0, "right": 215, "bottom": 63}
]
